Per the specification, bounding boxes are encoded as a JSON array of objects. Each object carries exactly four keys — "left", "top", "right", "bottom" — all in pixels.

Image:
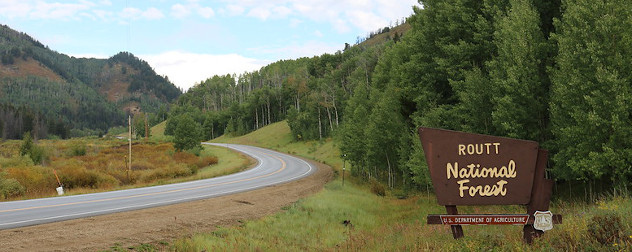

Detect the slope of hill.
[{"left": 0, "top": 24, "right": 182, "bottom": 138}]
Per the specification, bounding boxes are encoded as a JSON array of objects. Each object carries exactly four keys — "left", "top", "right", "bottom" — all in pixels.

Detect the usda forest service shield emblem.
[{"left": 533, "top": 211, "right": 553, "bottom": 231}]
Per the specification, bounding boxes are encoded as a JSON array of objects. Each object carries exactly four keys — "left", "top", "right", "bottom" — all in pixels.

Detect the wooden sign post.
[{"left": 418, "top": 127, "right": 561, "bottom": 243}]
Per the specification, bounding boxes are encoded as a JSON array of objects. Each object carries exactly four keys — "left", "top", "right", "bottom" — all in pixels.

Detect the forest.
[
  {"left": 166, "top": 0, "right": 631, "bottom": 194},
  {"left": 0, "top": 25, "right": 181, "bottom": 139}
]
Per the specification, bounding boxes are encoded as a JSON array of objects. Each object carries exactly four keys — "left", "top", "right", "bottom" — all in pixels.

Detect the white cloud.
[
  {"left": 171, "top": 4, "right": 190, "bottom": 18},
  {"left": 346, "top": 9, "right": 388, "bottom": 32},
  {"left": 198, "top": 7, "right": 215, "bottom": 18},
  {"left": 289, "top": 18, "right": 302, "bottom": 28},
  {"left": 140, "top": 51, "right": 271, "bottom": 91},
  {"left": 273, "top": 6, "right": 292, "bottom": 18},
  {"left": 0, "top": 0, "right": 31, "bottom": 18},
  {"left": 93, "top": 9, "right": 113, "bottom": 21},
  {"left": 249, "top": 41, "right": 341, "bottom": 60},
  {"left": 120, "top": 7, "right": 164, "bottom": 21},
  {"left": 30, "top": 1, "right": 93, "bottom": 20},
  {"left": 120, "top": 7, "right": 141, "bottom": 20},
  {"left": 172, "top": 2, "right": 216, "bottom": 19},
  {"left": 143, "top": 7, "right": 164, "bottom": 20},
  {"left": 224, "top": 5, "right": 245, "bottom": 16},
  {"left": 247, "top": 7, "right": 271, "bottom": 20}
]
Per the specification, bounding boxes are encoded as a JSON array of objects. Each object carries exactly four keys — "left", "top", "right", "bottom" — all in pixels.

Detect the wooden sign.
[
  {"left": 418, "top": 127, "right": 539, "bottom": 205},
  {"left": 418, "top": 127, "right": 562, "bottom": 243}
]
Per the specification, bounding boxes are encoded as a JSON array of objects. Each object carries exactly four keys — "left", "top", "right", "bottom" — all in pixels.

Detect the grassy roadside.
[{"left": 168, "top": 121, "right": 632, "bottom": 251}]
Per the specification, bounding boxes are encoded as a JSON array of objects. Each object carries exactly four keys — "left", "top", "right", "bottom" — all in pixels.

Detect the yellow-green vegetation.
[
  {"left": 0, "top": 134, "right": 252, "bottom": 200},
  {"left": 171, "top": 121, "right": 632, "bottom": 251},
  {"left": 148, "top": 120, "right": 170, "bottom": 142}
]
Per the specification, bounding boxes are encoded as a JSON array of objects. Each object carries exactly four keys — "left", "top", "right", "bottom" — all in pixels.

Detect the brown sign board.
[{"left": 418, "top": 127, "right": 539, "bottom": 206}]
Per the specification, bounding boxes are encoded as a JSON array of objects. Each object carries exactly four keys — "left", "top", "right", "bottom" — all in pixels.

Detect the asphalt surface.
[{"left": 0, "top": 143, "right": 315, "bottom": 230}]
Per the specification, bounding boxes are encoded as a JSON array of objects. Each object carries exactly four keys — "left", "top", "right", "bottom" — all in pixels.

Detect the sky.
[{"left": 0, "top": 0, "right": 420, "bottom": 91}]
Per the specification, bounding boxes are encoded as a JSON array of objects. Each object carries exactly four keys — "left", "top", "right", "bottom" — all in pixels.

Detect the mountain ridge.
[{"left": 0, "top": 24, "right": 181, "bottom": 138}]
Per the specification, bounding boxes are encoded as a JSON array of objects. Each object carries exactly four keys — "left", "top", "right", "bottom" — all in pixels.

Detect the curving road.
[{"left": 0, "top": 143, "right": 315, "bottom": 230}]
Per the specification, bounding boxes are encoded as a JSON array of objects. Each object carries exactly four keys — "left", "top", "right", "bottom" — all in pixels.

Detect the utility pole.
[
  {"left": 144, "top": 113, "right": 149, "bottom": 141},
  {"left": 128, "top": 115, "right": 132, "bottom": 182}
]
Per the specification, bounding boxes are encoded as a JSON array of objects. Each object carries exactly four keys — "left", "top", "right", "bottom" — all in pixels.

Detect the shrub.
[
  {"left": 29, "top": 145, "right": 48, "bottom": 165},
  {"left": 187, "top": 145, "right": 204, "bottom": 156},
  {"left": 5, "top": 166, "right": 56, "bottom": 193},
  {"left": 67, "top": 143, "right": 87, "bottom": 157},
  {"left": 0, "top": 178, "right": 26, "bottom": 199},
  {"left": 141, "top": 164, "right": 192, "bottom": 182},
  {"left": 196, "top": 156, "right": 219, "bottom": 169},
  {"left": 131, "top": 160, "right": 154, "bottom": 170},
  {"left": 172, "top": 151, "right": 198, "bottom": 167},
  {"left": 57, "top": 161, "right": 118, "bottom": 189},
  {"left": 370, "top": 178, "right": 386, "bottom": 196},
  {"left": 587, "top": 211, "right": 627, "bottom": 245},
  {"left": 19, "top": 132, "right": 48, "bottom": 165},
  {"left": 0, "top": 156, "right": 35, "bottom": 168}
]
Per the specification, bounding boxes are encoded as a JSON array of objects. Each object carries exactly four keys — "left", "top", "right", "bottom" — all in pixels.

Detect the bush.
[
  {"left": 29, "top": 145, "right": 48, "bottom": 165},
  {"left": 141, "top": 164, "right": 192, "bottom": 182},
  {"left": 196, "top": 156, "right": 219, "bottom": 169},
  {"left": 67, "top": 143, "right": 87, "bottom": 157},
  {"left": 19, "top": 132, "right": 48, "bottom": 165},
  {"left": 131, "top": 160, "right": 154, "bottom": 170},
  {"left": 5, "top": 166, "right": 56, "bottom": 193},
  {"left": 370, "top": 178, "right": 386, "bottom": 196},
  {"left": 57, "top": 162, "right": 118, "bottom": 189},
  {"left": 0, "top": 178, "right": 26, "bottom": 199},
  {"left": 587, "top": 211, "right": 627, "bottom": 245}
]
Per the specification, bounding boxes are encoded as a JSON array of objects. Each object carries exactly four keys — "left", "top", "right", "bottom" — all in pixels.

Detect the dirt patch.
[{"left": 0, "top": 157, "right": 332, "bottom": 251}]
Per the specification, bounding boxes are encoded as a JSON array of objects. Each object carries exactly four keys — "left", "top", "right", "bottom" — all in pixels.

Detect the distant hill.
[{"left": 0, "top": 24, "right": 181, "bottom": 138}]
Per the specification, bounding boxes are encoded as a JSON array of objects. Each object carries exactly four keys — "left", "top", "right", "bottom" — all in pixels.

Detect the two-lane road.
[{"left": 0, "top": 143, "right": 315, "bottom": 230}]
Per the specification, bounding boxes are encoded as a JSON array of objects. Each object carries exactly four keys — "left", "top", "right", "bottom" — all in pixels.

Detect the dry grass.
[{"left": 0, "top": 138, "right": 224, "bottom": 200}]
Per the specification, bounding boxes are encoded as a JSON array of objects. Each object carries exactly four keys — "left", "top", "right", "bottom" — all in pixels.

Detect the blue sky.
[{"left": 0, "top": 0, "right": 420, "bottom": 91}]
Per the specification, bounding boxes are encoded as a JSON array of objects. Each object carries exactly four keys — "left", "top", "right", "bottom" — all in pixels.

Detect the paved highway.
[{"left": 0, "top": 143, "right": 315, "bottom": 230}]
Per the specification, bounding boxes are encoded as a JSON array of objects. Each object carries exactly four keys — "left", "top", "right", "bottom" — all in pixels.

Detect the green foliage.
[
  {"left": 19, "top": 132, "right": 47, "bottom": 164},
  {"left": 133, "top": 113, "right": 150, "bottom": 139},
  {"left": 19, "top": 132, "right": 34, "bottom": 157},
  {"left": 549, "top": 0, "right": 632, "bottom": 182},
  {"left": 173, "top": 114, "right": 202, "bottom": 151},
  {"left": 0, "top": 177, "right": 26, "bottom": 199},
  {"left": 0, "top": 76, "right": 124, "bottom": 134},
  {"left": 67, "top": 143, "right": 87, "bottom": 157},
  {"left": 487, "top": 0, "right": 551, "bottom": 141}
]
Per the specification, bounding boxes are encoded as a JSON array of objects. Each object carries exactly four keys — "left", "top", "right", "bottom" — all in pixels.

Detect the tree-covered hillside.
[
  {"left": 169, "top": 0, "right": 631, "bottom": 193},
  {"left": 0, "top": 24, "right": 181, "bottom": 138}
]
